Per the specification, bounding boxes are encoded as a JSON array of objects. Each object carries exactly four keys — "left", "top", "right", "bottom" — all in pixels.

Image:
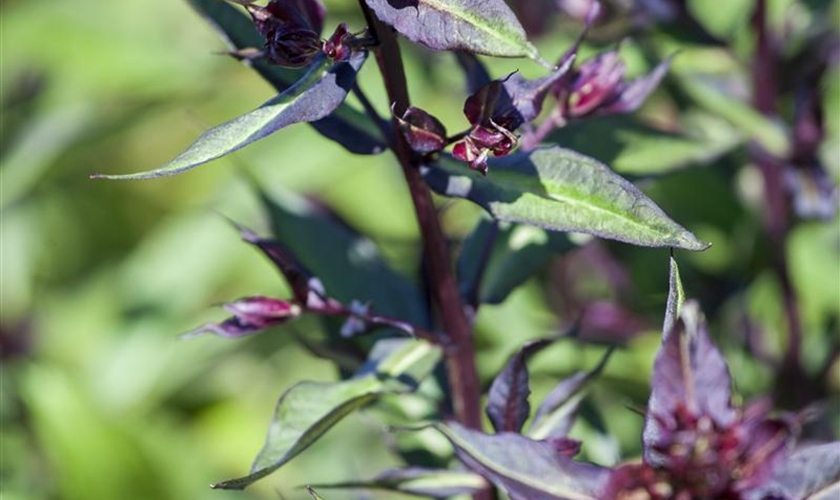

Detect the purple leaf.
[
  {"left": 749, "top": 443, "right": 840, "bottom": 500},
  {"left": 643, "top": 301, "right": 738, "bottom": 467},
  {"left": 184, "top": 296, "right": 302, "bottom": 339},
  {"left": 437, "top": 422, "right": 609, "bottom": 500},
  {"left": 486, "top": 338, "right": 553, "bottom": 433},
  {"left": 363, "top": 0, "right": 542, "bottom": 60}
]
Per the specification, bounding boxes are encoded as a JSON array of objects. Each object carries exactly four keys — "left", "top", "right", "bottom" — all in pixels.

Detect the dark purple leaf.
[
  {"left": 643, "top": 301, "right": 738, "bottom": 467},
  {"left": 453, "top": 51, "right": 492, "bottom": 94},
  {"left": 183, "top": 296, "right": 302, "bottom": 338},
  {"left": 437, "top": 422, "right": 609, "bottom": 500},
  {"left": 235, "top": 223, "right": 318, "bottom": 305},
  {"left": 363, "top": 0, "right": 541, "bottom": 60},
  {"left": 544, "top": 436, "right": 582, "bottom": 457},
  {"left": 486, "top": 338, "right": 553, "bottom": 433},
  {"left": 528, "top": 347, "right": 613, "bottom": 439}
]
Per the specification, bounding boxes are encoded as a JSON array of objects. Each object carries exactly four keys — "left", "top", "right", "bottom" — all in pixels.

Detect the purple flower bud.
[
  {"left": 244, "top": 0, "right": 327, "bottom": 68},
  {"left": 184, "top": 296, "right": 302, "bottom": 339},
  {"left": 565, "top": 51, "right": 626, "bottom": 117},
  {"left": 322, "top": 23, "right": 352, "bottom": 62},
  {"left": 395, "top": 106, "right": 448, "bottom": 155},
  {"left": 555, "top": 51, "right": 670, "bottom": 119}
]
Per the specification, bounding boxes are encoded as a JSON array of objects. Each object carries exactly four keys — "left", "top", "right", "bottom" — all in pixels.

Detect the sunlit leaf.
[
  {"left": 662, "top": 255, "right": 685, "bottom": 338},
  {"left": 364, "top": 0, "right": 542, "bottom": 61},
  {"left": 93, "top": 52, "right": 366, "bottom": 180},
  {"left": 212, "top": 339, "right": 441, "bottom": 489},
  {"left": 760, "top": 443, "right": 840, "bottom": 500},
  {"left": 422, "top": 147, "right": 710, "bottom": 250},
  {"left": 312, "top": 467, "right": 488, "bottom": 498},
  {"left": 187, "top": 0, "right": 385, "bottom": 154},
  {"left": 436, "top": 422, "right": 609, "bottom": 500}
]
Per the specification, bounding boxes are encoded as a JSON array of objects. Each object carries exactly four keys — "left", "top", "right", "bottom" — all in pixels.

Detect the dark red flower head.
[{"left": 244, "top": 0, "right": 327, "bottom": 67}]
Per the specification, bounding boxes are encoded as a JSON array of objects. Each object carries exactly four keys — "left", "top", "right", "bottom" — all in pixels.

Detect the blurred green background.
[{"left": 2, "top": 0, "right": 838, "bottom": 499}]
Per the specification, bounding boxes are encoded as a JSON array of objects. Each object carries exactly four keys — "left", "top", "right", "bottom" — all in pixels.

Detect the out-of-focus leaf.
[
  {"left": 93, "top": 52, "right": 366, "bottom": 180},
  {"left": 527, "top": 348, "right": 613, "bottom": 440},
  {"left": 487, "top": 338, "right": 553, "bottom": 433},
  {"left": 458, "top": 220, "right": 575, "bottom": 306},
  {"left": 642, "top": 301, "right": 737, "bottom": 467},
  {"left": 260, "top": 187, "right": 430, "bottom": 327},
  {"left": 422, "top": 147, "right": 710, "bottom": 250},
  {"left": 364, "top": 0, "right": 542, "bottom": 61},
  {"left": 755, "top": 443, "right": 840, "bottom": 500},
  {"left": 212, "top": 339, "right": 441, "bottom": 489},
  {"left": 187, "top": 0, "right": 386, "bottom": 154},
  {"left": 312, "top": 467, "right": 488, "bottom": 498},
  {"left": 545, "top": 112, "right": 742, "bottom": 175},
  {"left": 662, "top": 256, "right": 685, "bottom": 338},
  {"left": 436, "top": 422, "right": 609, "bottom": 500},
  {"left": 676, "top": 73, "right": 790, "bottom": 157}
]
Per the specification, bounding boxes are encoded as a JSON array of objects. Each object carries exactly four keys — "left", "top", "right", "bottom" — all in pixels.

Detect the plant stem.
[
  {"left": 357, "top": 2, "right": 484, "bottom": 431},
  {"left": 750, "top": 0, "right": 804, "bottom": 404}
]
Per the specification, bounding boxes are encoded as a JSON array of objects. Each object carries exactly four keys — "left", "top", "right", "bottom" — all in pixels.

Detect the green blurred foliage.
[{"left": 1, "top": 0, "right": 838, "bottom": 499}]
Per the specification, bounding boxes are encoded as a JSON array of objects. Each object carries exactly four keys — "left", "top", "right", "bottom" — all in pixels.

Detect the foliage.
[{"left": 2, "top": 0, "right": 838, "bottom": 499}]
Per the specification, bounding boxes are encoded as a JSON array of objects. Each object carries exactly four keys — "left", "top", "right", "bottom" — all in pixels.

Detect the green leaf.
[
  {"left": 663, "top": 256, "right": 685, "bottom": 338},
  {"left": 364, "top": 0, "right": 542, "bottom": 62},
  {"left": 458, "top": 219, "right": 575, "bottom": 305},
  {"left": 675, "top": 73, "right": 790, "bottom": 157},
  {"left": 93, "top": 53, "right": 366, "bottom": 180},
  {"left": 423, "top": 147, "right": 710, "bottom": 251},
  {"left": 186, "top": 0, "right": 386, "bottom": 154},
  {"left": 435, "top": 422, "right": 608, "bottom": 500},
  {"left": 212, "top": 339, "right": 441, "bottom": 490},
  {"left": 312, "top": 467, "right": 488, "bottom": 498},
  {"left": 260, "top": 187, "right": 430, "bottom": 328}
]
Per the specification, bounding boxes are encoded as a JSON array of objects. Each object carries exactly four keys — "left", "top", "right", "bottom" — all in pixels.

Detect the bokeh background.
[{"left": 2, "top": 0, "right": 838, "bottom": 499}]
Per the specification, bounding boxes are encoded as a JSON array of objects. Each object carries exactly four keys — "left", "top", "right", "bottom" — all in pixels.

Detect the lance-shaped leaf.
[
  {"left": 487, "top": 338, "right": 553, "bottom": 433},
  {"left": 436, "top": 422, "right": 609, "bottom": 500},
  {"left": 528, "top": 348, "right": 613, "bottom": 440},
  {"left": 186, "top": 0, "right": 385, "bottom": 154},
  {"left": 662, "top": 255, "right": 685, "bottom": 339},
  {"left": 755, "top": 443, "right": 840, "bottom": 500},
  {"left": 459, "top": 220, "right": 575, "bottom": 306},
  {"left": 93, "top": 51, "right": 366, "bottom": 180},
  {"left": 261, "top": 187, "right": 430, "bottom": 328},
  {"left": 642, "top": 301, "right": 737, "bottom": 467},
  {"left": 364, "top": 0, "right": 542, "bottom": 61},
  {"left": 422, "top": 147, "right": 710, "bottom": 250},
  {"left": 213, "top": 339, "right": 441, "bottom": 490},
  {"left": 311, "top": 467, "right": 488, "bottom": 498}
]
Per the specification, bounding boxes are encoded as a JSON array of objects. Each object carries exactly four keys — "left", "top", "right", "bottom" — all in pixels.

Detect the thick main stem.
[{"left": 358, "top": 3, "right": 484, "bottom": 431}]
